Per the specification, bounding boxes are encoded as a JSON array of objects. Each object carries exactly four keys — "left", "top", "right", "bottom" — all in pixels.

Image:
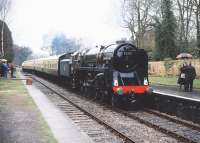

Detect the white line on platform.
[{"left": 153, "top": 91, "right": 200, "bottom": 102}]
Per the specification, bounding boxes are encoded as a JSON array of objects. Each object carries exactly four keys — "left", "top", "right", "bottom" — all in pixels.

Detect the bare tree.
[
  {"left": 0, "top": 0, "right": 11, "bottom": 58},
  {"left": 191, "top": 0, "right": 200, "bottom": 56},
  {"left": 122, "top": 0, "right": 156, "bottom": 48},
  {"left": 175, "top": 0, "right": 193, "bottom": 51}
]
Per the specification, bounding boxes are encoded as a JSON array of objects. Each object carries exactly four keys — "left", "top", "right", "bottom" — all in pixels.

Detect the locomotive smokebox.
[{"left": 113, "top": 43, "right": 138, "bottom": 73}]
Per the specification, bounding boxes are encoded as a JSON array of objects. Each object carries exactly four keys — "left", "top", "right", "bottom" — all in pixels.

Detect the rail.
[{"left": 33, "top": 76, "right": 136, "bottom": 143}]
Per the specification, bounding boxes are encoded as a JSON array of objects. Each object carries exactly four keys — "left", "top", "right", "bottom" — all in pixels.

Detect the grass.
[
  {"left": 0, "top": 79, "right": 27, "bottom": 94},
  {"left": 149, "top": 76, "right": 200, "bottom": 89},
  {"left": 0, "top": 76, "right": 57, "bottom": 143}
]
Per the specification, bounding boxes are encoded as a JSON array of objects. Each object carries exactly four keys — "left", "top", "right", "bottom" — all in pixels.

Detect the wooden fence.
[{"left": 149, "top": 59, "right": 200, "bottom": 77}]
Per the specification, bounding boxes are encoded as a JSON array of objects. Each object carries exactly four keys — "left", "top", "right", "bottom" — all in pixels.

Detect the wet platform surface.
[
  {"left": 20, "top": 74, "right": 93, "bottom": 143},
  {"left": 152, "top": 85, "right": 200, "bottom": 102}
]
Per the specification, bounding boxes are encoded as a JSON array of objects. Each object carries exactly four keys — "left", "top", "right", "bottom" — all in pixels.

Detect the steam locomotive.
[{"left": 22, "top": 41, "right": 152, "bottom": 106}]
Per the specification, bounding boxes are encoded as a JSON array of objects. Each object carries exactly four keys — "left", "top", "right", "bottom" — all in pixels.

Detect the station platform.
[
  {"left": 20, "top": 74, "right": 93, "bottom": 143},
  {"left": 152, "top": 84, "right": 200, "bottom": 102}
]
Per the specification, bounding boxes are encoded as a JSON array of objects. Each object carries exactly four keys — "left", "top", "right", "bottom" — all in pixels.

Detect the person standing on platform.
[
  {"left": 9, "top": 63, "right": 14, "bottom": 78},
  {"left": 178, "top": 64, "right": 186, "bottom": 90},
  {"left": 0, "top": 61, "right": 2, "bottom": 77},
  {"left": 1, "top": 61, "right": 8, "bottom": 78},
  {"left": 187, "top": 63, "right": 196, "bottom": 92}
]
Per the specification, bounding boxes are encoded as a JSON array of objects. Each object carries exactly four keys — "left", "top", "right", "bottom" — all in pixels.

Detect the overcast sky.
[{"left": 8, "top": 0, "right": 129, "bottom": 53}]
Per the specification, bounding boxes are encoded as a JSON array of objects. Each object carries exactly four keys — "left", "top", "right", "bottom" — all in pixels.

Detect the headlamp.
[
  {"left": 114, "top": 79, "right": 118, "bottom": 86},
  {"left": 144, "top": 77, "right": 148, "bottom": 85}
]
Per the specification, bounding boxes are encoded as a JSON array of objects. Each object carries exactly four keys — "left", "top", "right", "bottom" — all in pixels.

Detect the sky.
[{"left": 8, "top": 0, "right": 129, "bottom": 53}]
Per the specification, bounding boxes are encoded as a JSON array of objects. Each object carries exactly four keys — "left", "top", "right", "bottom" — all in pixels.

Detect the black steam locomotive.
[{"left": 22, "top": 41, "right": 152, "bottom": 106}]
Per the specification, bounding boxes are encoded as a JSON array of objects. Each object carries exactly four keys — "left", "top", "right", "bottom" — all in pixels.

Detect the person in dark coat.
[
  {"left": 184, "top": 64, "right": 190, "bottom": 91},
  {"left": 0, "top": 62, "right": 2, "bottom": 77},
  {"left": 1, "top": 61, "right": 8, "bottom": 78},
  {"left": 178, "top": 64, "right": 187, "bottom": 90},
  {"left": 187, "top": 63, "right": 196, "bottom": 92},
  {"left": 9, "top": 63, "right": 14, "bottom": 78}
]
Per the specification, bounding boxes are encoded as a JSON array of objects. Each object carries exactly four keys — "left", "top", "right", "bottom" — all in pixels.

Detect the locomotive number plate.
[{"left": 123, "top": 52, "right": 132, "bottom": 56}]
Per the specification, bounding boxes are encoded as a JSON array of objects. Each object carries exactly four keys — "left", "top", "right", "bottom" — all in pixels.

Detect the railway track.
[
  {"left": 32, "top": 76, "right": 135, "bottom": 143},
  {"left": 119, "top": 109, "right": 200, "bottom": 143},
  {"left": 144, "top": 108, "right": 200, "bottom": 131},
  {"left": 31, "top": 74, "right": 200, "bottom": 143},
  {"left": 47, "top": 96, "right": 126, "bottom": 143}
]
